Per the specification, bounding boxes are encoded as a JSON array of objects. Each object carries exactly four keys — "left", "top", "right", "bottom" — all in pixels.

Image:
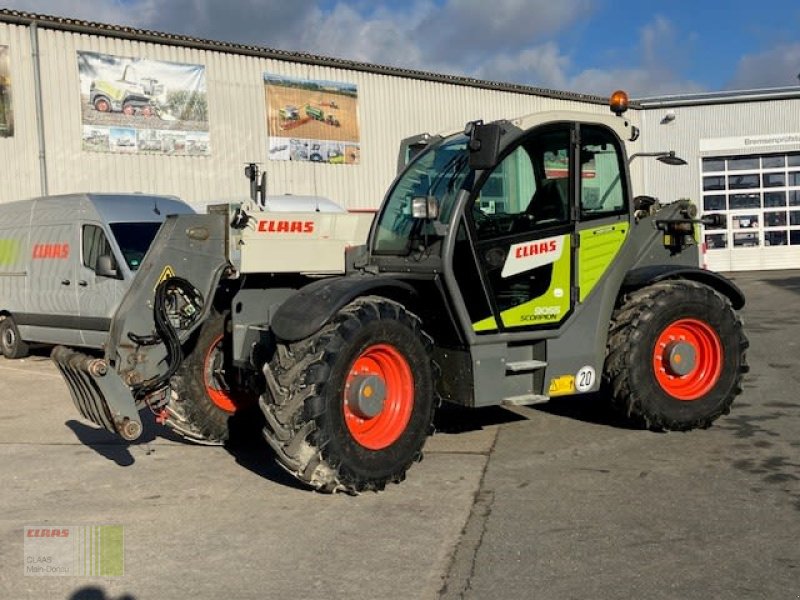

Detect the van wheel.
[
  {"left": 0, "top": 316, "right": 30, "bottom": 359},
  {"left": 166, "top": 309, "right": 255, "bottom": 443}
]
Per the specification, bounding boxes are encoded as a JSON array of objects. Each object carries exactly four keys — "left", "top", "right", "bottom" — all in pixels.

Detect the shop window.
[
  {"left": 733, "top": 232, "right": 759, "bottom": 247},
  {"left": 703, "top": 195, "right": 726, "bottom": 211},
  {"left": 762, "top": 155, "right": 786, "bottom": 168},
  {"left": 732, "top": 214, "right": 759, "bottom": 229},
  {"left": 764, "top": 191, "right": 787, "bottom": 207},
  {"left": 703, "top": 176, "right": 725, "bottom": 191},
  {"left": 702, "top": 158, "right": 725, "bottom": 172},
  {"left": 728, "top": 174, "right": 760, "bottom": 190},
  {"left": 728, "top": 156, "right": 760, "bottom": 170},
  {"left": 729, "top": 193, "right": 761, "bottom": 209},
  {"left": 765, "top": 231, "right": 787, "bottom": 246},
  {"left": 790, "top": 231, "right": 800, "bottom": 245},
  {"left": 705, "top": 233, "right": 727, "bottom": 249},
  {"left": 764, "top": 211, "right": 787, "bottom": 227},
  {"left": 763, "top": 172, "right": 786, "bottom": 187}
]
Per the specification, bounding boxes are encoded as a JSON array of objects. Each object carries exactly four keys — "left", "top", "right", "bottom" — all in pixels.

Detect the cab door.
[
  {"left": 77, "top": 223, "right": 125, "bottom": 347},
  {"left": 450, "top": 125, "right": 576, "bottom": 334},
  {"left": 575, "top": 124, "right": 630, "bottom": 302}
]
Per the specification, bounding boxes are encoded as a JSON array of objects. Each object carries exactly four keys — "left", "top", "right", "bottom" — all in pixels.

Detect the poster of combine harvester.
[
  {"left": 0, "top": 46, "right": 13, "bottom": 138},
  {"left": 264, "top": 74, "right": 360, "bottom": 165},
  {"left": 78, "top": 51, "right": 210, "bottom": 156}
]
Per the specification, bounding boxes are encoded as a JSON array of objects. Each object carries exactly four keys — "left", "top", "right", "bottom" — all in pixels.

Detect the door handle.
[
  {"left": 78, "top": 280, "right": 88, "bottom": 287},
  {"left": 61, "top": 279, "right": 71, "bottom": 286}
]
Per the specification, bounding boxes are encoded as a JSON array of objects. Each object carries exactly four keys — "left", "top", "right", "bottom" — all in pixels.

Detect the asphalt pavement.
[{"left": 1, "top": 269, "right": 798, "bottom": 600}]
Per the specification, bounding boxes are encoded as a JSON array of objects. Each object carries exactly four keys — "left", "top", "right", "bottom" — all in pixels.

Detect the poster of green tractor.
[
  {"left": 0, "top": 45, "right": 13, "bottom": 138},
  {"left": 265, "top": 74, "right": 360, "bottom": 164},
  {"left": 78, "top": 51, "right": 209, "bottom": 155}
]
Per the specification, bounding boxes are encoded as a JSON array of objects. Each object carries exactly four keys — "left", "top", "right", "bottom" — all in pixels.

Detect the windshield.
[
  {"left": 109, "top": 222, "right": 162, "bottom": 270},
  {"left": 373, "top": 135, "right": 470, "bottom": 254}
]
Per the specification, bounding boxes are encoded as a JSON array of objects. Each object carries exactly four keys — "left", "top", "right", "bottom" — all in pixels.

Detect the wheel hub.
[
  {"left": 665, "top": 341, "right": 696, "bottom": 376},
  {"left": 346, "top": 374, "right": 386, "bottom": 419}
]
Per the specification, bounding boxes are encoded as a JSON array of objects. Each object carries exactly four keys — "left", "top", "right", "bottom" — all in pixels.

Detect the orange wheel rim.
[
  {"left": 653, "top": 318, "right": 723, "bottom": 401},
  {"left": 343, "top": 344, "right": 414, "bottom": 450},
  {"left": 203, "top": 334, "right": 237, "bottom": 413}
]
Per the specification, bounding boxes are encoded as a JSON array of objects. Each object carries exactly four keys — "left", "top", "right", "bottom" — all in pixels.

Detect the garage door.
[{"left": 701, "top": 152, "right": 800, "bottom": 272}]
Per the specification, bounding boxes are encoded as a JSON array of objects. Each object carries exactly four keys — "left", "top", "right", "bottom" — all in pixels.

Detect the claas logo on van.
[{"left": 32, "top": 243, "right": 70, "bottom": 259}]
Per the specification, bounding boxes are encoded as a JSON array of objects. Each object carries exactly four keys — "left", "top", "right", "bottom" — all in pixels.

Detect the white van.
[{"left": 0, "top": 193, "right": 194, "bottom": 358}]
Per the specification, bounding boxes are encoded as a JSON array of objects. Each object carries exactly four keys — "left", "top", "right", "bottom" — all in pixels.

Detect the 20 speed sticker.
[{"left": 575, "top": 366, "right": 596, "bottom": 392}]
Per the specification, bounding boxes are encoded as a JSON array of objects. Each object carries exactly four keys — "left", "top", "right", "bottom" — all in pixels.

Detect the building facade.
[{"left": 638, "top": 90, "right": 800, "bottom": 272}]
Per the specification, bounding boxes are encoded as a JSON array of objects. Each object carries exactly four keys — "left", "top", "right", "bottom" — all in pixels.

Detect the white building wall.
[
  {"left": 0, "top": 19, "right": 636, "bottom": 212},
  {"left": 0, "top": 22, "right": 41, "bottom": 202},
  {"left": 640, "top": 99, "right": 800, "bottom": 272}
]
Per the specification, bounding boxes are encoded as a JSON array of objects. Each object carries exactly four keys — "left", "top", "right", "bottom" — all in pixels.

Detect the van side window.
[{"left": 82, "top": 225, "right": 113, "bottom": 271}]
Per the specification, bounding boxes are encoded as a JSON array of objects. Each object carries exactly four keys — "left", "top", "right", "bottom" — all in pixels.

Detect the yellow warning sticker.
[
  {"left": 548, "top": 375, "right": 575, "bottom": 397},
  {"left": 154, "top": 265, "right": 176, "bottom": 291}
]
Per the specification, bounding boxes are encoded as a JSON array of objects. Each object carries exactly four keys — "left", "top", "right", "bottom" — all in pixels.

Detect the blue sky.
[{"left": 6, "top": 0, "right": 800, "bottom": 96}]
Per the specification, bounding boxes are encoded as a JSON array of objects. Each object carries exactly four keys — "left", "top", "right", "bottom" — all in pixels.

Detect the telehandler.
[{"left": 53, "top": 91, "right": 748, "bottom": 493}]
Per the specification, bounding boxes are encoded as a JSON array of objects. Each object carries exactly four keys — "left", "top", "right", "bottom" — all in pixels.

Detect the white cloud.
[
  {"left": 728, "top": 43, "right": 800, "bottom": 90},
  {"left": 3, "top": 1, "right": 707, "bottom": 96}
]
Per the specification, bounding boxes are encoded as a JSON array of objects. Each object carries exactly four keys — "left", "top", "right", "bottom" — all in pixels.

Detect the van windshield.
[{"left": 109, "top": 222, "right": 163, "bottom": 270}]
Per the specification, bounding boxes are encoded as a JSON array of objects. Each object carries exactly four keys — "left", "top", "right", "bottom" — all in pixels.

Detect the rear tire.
[
  {"left": 167, "top": 309, "right": 254, "bottom": 443},
  {"left": 261, "top": 296, "right": 436, "bottom": 493},
  {"left": 604, "top": 280, "right": 748, "bottom": 431},
  {"left": 0, "top": 316, "right": 30, "bottom": 359}
]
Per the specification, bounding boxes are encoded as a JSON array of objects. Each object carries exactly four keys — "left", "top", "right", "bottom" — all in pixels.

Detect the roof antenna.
[{"left": 153, "top": 199, "right": 161, "bottom": 215}]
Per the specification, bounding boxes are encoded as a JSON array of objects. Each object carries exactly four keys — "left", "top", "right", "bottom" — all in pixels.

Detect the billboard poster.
[
  {"left": 264, "top": 74, "right": 360, "bottom": 165},
  {"left": 0, "top": 45, "right": 13, "bottom": 138},
  {"left": 78, "top": 51, "right": 209, "bottom": 156}
]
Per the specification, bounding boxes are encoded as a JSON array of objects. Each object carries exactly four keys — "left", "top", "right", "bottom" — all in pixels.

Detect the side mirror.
[
  {"left": 701, "top": 213, "right": 726, "bottom": 228},
  {"left": 467, "top": 121, "right": 503, "bottom": 171},
  {"left": 411, "top": 196, "right": 439, "bottom": 220},
  {"left": 633, "top": 195, "right": 657, "bottom": 212},
  {"left": 96, "top": 254, "right": 119, "bottom": 278}
]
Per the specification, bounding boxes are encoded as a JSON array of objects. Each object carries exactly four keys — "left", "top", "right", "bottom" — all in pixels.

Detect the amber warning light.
[{"left": 609, "top": 90, "right": 629, "bottom": 116}]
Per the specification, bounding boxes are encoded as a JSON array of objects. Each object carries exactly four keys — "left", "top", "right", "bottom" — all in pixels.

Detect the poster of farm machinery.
[
  {"left": 78, "top": 51, "right": 210, "bottom": 156},
  {"left": 264, "top": 74, "right": 360, "bottom": 165},
  {"left": 0, "top": 46, "right": 13, "bottom": 138}
]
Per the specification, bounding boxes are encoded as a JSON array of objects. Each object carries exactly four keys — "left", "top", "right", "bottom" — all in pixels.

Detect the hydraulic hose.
[{"left": 131, "top": 276, "right": 204, "bottom": 400}]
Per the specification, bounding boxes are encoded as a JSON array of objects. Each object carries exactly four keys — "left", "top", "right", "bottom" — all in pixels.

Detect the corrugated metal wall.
[
  {"left": 641, "top": 100, "right": 800, "bottom": 271},
  {"left": 0, "top": 22, "right": 41, "bottom": 202},
  {"left": 0, "top": 20, "right": 639, "bottom": 211}
]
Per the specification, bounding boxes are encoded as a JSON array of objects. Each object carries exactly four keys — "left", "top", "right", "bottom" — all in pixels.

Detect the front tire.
[
  {"left": 261, "top": 297, "right": 436, "bottom": 493},
  {"left": 604, "top": 280, "right": 748, "bottom": 431},
  {"left": 0, "top": 316, "right": 30, "bottom": 359}
]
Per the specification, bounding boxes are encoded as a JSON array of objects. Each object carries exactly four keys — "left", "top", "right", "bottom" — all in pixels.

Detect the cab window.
[
  {"left": 471, "top": 127, "right": 571, "bottom": 240},
  {"left": 579, "top": 125, "right": 626, "bottom": 219},
  {"left": 82, "top": 225, "right": 113, "bottom": 272}
]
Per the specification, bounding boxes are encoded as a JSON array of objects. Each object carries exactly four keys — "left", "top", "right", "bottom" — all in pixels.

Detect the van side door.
[
  {"left": 77, "top": 224, "right": 125, "bottom": 348},
  {"left": 23, "top": 223, "right": 82, "bottom": 346}
]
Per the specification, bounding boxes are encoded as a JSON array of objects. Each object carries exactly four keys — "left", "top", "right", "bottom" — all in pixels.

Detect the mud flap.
[{"left": 51, "top": 345, "right": 143, "bottom": 441}]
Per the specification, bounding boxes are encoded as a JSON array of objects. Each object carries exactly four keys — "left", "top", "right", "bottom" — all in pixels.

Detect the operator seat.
[{"left": 528, "top": 178, "right": 568, "bottom": 224}]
